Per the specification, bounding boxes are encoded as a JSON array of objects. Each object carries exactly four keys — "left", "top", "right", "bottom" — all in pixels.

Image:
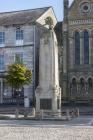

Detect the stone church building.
[{"left": 62, "top": 0, "right": 93, "bottom": 103}]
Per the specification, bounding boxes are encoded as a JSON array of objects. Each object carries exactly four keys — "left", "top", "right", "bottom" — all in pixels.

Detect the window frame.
[
  {"left": 0, "top": 55, "right": 4, "bottom": 71},
  {"left": 74, "top": 31, "right": 80, "bottom": 65},
  {"left": 0, "top": 32, "right": 5, "bottom": 47},
  {"left": 16, "top": 28, "right": 23, "bottom": 41},
  {"left": 14, "top": 53, "right": 23, "bottom": 64},
  {"left": 84, "top": 30, "right": 89, "bottom": 64}
]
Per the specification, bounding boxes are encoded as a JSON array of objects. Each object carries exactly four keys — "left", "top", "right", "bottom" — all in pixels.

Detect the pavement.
[{"left": 0, "top": 116, "right": 93, "bottom": 140}]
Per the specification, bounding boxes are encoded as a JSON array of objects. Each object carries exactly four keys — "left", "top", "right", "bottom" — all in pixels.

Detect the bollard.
[
  {"left": 15, "top": 108, "right": 19, "bottom": 119},
  {"left": 24, "top": 108, "right": 28, "bottom": 118},
  {"left": 66, "top": 109, "right": 70, "bottom": 120},
  {"left": 32, "top": 108, "right": 35, "bottom": 117},
  {"left": 71, "top": 109, "right": 75, "bottom": 118},
  {"left": 76, "top": 108, "right": 80, "bottom": 117},
  {"left": 41, "top": 110, "right": 44, "bottom": 120},
  {"left": 58, "top": 110, "right": 61, "bottom": 118}
]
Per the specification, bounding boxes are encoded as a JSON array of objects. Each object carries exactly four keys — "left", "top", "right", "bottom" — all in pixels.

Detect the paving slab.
[{"left": 0, "top": 117, "right": 92, "bottom": 139}]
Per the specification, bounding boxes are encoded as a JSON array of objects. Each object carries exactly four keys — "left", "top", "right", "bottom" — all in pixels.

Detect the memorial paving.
[{"left": 0, "top": 117, "right": 93, "bottom": 140}]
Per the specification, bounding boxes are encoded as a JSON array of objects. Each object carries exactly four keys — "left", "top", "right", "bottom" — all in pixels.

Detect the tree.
[{"left": 5, "top": 63, "right": 32, "bottom": 97}]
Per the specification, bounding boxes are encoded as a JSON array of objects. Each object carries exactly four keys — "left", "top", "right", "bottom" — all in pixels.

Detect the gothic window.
[
  {"left": 71, "top": 78, "right": 77, "bottom": 95},
  {"left": 88, "top": 78, "right": 92, "bottom": 88},
  {"left": 80, "top": 78, "right": 85, "bottom": 88},
  {"left": 84, "top": 30, "right": 89, "bottom": 64},
  {"left": 72, "top": 78, "right": 77, "bottom": 87},
  {"left": 75, "top": 31, "right": 80, "bottom": 65}
]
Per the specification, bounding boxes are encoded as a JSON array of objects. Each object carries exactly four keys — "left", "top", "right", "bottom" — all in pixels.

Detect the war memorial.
[{"left": 0, "top": 0, "right": 92, "bottom": 140}]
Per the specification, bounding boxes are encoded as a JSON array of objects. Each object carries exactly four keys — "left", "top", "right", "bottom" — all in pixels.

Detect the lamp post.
[
  {"left": 14, "top": 89, "right": 21, "bottom": 107},
  {"left": 14, "top": 89, "right": 21, "bottom": 119}
]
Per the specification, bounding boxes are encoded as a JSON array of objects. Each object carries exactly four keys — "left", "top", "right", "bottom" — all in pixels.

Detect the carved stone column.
[
  {"left": 80, "top": 36, "right": 83, "bottom": 65},
  {"left": 89, "top": 36, "right": 92, "bottom": 64},
  {"left": 69, "top": 37, "right": 74, "bottom": 69},
  {"left": 91, "top": 35, "right": 93, "bottom": 64}
]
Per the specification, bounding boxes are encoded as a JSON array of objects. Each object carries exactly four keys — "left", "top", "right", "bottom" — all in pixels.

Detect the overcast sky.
[{"left": 0, "top": 0, "right": 73, "bottom": 21}]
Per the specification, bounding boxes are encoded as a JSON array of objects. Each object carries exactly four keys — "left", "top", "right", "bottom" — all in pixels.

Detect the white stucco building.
[{"left": 0, "top": 7, "right": 57, "bottom": 106}]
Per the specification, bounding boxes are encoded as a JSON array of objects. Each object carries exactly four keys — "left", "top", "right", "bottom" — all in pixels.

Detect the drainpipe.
[
  {"left": 33, "top": 25, "right": 36, "bottom": 107},
  {"left": 0, "top": 78, "right": 3, "bottom": 104}
]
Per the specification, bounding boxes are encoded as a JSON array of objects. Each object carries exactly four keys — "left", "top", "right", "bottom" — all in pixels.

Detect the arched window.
[
  {"left": 75, "top": 31, "right": 80, "bottom": 65},
  {"left": 72, "top": 78, "right": 77, "bottom": 87},
  {"left": 71, "top": 78, "right": 77, "bottom": 94},
  {"left": 80, "top": 78, "right": 85, "bottom": 88},
  {"left": 84, "top": 30, "right": 89, "bottom": 64},
  {"left": 88, "top": 78, "right": 92, "bottom": 88}
]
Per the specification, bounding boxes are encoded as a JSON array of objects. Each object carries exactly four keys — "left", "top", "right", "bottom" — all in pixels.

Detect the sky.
[{"left": 0, "top": 0, "right": 73, "bottom": 21}]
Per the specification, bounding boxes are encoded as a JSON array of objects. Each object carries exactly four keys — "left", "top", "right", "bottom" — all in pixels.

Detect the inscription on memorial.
[{"left": 40, "top": 99, "right": 52, "bottom": 110}]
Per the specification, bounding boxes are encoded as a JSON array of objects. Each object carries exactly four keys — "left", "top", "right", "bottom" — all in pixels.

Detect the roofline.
[
  {"left": 36, "top": 6, "right": 52, "bottom": 21},
  {"left": 0, "top": 6, "right": 51, "bottom": 15},
  {"left": 36, "top": 6, "right": 58, "bottom": 23},
  {"left": 56, "top": 21, "right": 62, "bottom": 23},
  {"left": 69, "top": 0, "right": 75, "bottom": 11},
  {"left": 50, "top": 6, "right": 58, "bottom": 22}
]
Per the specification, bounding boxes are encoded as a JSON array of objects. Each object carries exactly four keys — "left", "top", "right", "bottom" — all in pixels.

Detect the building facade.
[
  {"left": 63, "top": 0, "right": 93, "bottom": 103},
  {"left": 0, "top": 7, "right": 57, "bottom": 105}
]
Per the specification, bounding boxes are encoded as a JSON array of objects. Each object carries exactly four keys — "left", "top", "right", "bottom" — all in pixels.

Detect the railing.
[
  {"left": 3, "top": 97, "right": 24, "bottom": 105},
  {"left": 35, "top": 108, "right": 80, "bottom": 120},
  {"left": 0, "top": 106, "right": 80, "bottom": 119},
  {"left": 0, "top": 107, "right": 35, "bottom": 116}
]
